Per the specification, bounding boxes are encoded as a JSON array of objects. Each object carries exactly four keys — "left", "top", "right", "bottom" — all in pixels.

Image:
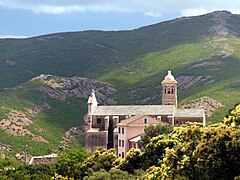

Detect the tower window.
[
  {"left": 167, "top": 86, "right": 171, "bottom": 94},
  {"left": 122, "top": 140, "right": 124, "bottom": 147},
  {"left": 122, "top": 127, "right": 124, "bottom": 134},
  {"left": 118, "top": 127, "right": 121, "bottom": 134},
  {"left": 119, "top": 139, "right": 121, "bottom": 147}
]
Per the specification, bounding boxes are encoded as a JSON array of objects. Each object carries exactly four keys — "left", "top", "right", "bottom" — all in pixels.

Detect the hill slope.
[
  {"left": 0, "top": 11, "right": 235, "bottom": 89},
  {"left": 0, "top": 11, "right": 240, "bottom": 154},
  {"left": 0, "top": 75, "right": 115, "bottom": 156}
]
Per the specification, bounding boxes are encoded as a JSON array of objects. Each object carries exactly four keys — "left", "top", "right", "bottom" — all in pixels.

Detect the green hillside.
[
  {"left": 0, "top": 75, "right": 116, "bottom": 156},
  {"left": 0, "top": 10, "right": 240, "bottom": 155},
  {"left": 0, "top": 11, "right": 229, "bottom": 89},
  {"left": 0, "top": 79, "right": 86, "bottom": 156},
  {"left": 100, "top": 36, "right": 240, "bottom": 123}
]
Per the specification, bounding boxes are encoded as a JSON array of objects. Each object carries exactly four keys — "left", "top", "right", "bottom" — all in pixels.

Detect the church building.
[{"left": 84, "top": 71, "right": 205, "bottom": 153}]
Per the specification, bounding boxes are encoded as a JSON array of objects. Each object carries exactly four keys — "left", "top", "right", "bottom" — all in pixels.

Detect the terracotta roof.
[
  {"left": 92, "top": 105, "right": 175, "bottom": 116},
  {"left": 174, "top": 108, "right": 205, "bottom": 117}
]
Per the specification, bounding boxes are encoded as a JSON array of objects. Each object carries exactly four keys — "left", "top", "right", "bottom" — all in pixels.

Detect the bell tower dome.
[{"left": 161, "top": 71, "right": 178, "bottom": 107}]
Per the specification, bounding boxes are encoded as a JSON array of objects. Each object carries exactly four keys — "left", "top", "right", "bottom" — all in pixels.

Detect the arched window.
[{"left": 167, "top": 86, "right": 171, "bottom": 94}]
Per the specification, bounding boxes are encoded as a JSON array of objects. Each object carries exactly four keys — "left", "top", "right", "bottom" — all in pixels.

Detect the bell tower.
[{"left": 161, "top": 71, "right": 177, "bottom": 107}]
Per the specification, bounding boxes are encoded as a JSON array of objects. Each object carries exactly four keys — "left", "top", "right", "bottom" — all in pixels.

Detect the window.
[
  {"left": 122, "top": 152, "right": 124, "bottom": 158},
  {"left": 119, "top": 154, "right": 121, "bottom": 157},
  {"left": 144, "top": 118, "right": 148, "bottom": 124},
  {"left": 122, "top": 127, "right": 124, "bottom": 134},
  {"left": 119, "top": 139, "right": 121, "bottom": 147},
  {"left": 167, "top": 86, "right": 171, "bottom": 94},
  {"left": 122, "top": 140, "right": 124, "bottom": 147},
  {"left": 118, "top": 127, "right": 121, "bottom": 134},
  {"left": 97, "top": 118, "right": 101, "bottom": 124},
  {"left": 171, "top": 86, "right": 174, "bottom": 94}
]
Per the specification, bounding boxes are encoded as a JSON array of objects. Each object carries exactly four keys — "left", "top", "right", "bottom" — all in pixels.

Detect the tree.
[
  {"left": 109, "top": 168, "right": 135, "bottom": 180},
  {"left": 224, "top": 104, "right": 240, "bottom": 127},
  {"left": 192, "top": 123, "right": 240, "bottom": 179},
  {"left": 157, "top": 123, "right": 240, "bottom": 180},
  {"left": 80, "top": 148, "right": 117, "bottom": 179},
  {"left": 55, "top": 149, "right": 89, "bottom": 179},
  {"left": 142, "top": 135, "right": 178, "bottom": 170},
  {"left": 140, "top": 123, "right": 173, "bottom": 147},
  {"left": 86, "top": 169, "right": 110, "bottom": 180},
  {"left": 115, "top": 148, "right": 142, "bottom": 173},
  {"left": 86, "top": 168, "right": 135, "bottom": 180}
]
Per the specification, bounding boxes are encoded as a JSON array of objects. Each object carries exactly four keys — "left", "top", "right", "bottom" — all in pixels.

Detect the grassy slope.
[
  {"left": 0, "top": 13, "right": 214, "bottom": 90},
  {"left": 99, "top": 36, "right": 240, "bottom": 123},
  {"left": 0, "top": 80, "right": 86, "bottom": 155}
]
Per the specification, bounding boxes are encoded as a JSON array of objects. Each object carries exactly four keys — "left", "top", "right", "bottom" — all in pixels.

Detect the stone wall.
[{"left": 85, "top": 131, "right": 108, "bottom": 152}]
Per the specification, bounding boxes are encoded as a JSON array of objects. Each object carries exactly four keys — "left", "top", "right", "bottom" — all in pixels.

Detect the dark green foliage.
[
  {"left": 55, "top": 149, "right": 89, "bottom": 179},
  {"left": 142, "top": 135, "right": 178, "bottom": 170},
  {"left": 0, "top": 115, "right": 240, "bottom": 179},
  {"left": 192, "top": 124, "right": 240, "bottom": 179},
  {"left": 145, "top": 123, "right": 240, "bottom": 179},
  {"left": 0, "top": 157, "right": 53, "bottom": 179},
  {"left": 86, "top": 168, "right": 136, "bottom": 180},
  {"left": 109, "top": 168, "right": 135, "bottom": 180},
  {"left": 140, "top": 123, "right": 173, "bottom": 147},
  {"left": 80, "top": 148, "right": 117, "bottom": 179},
  {"left": 86, "top": 169, "right": 110, "bottom": 180}
]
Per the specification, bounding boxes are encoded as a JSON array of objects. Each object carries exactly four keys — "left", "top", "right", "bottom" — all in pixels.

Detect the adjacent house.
[{"left": 117, "top": 115, "right": 162, "bottom": 157}]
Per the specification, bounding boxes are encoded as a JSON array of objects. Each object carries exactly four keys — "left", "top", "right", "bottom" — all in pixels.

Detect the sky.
[{"left": 1, "top": 0, "right": 240, "bottom": 38}]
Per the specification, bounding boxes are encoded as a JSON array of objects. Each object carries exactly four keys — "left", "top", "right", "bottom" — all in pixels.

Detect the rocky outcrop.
[
  {"left": 181, "top": 96, "right": 223, "bottom": 117},
  {"left": 0, "top": 103, "right": 50, "bottom": 143},
  {"left": 209, "top": 38, "right": 235, "bottom": 58},
  {"left": 32, "top": 74, "right": 117, "bottom": 105},
  {"left": 0, "top": 143, "right": 12, "bottom": 159},
  {"left": 176, "top": 75, "right": 215, "bottom": 91},
  {"left": 189, "top": 61, "right": 223, "bottom": 69},
  {"left": 59, "top": 126, "right": 84, "bottom": 150},
  {"left": 208, "top": 11, "right": 232, "bottom": 37}
]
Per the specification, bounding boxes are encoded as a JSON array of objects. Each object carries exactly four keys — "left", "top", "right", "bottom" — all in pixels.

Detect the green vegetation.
[
  {"left": 0, "top": 79, "right": 86, "bottom": 155},
  {"left": 140, "top": 123, "right": 173, "bottom": 147},
  {"left": 0, "top": 105, "right": 239, "bottom": 179}
]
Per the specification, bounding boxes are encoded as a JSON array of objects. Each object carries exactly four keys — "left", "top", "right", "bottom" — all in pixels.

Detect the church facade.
[{"left": 84, "top": 71, "right": 206, "bottom": 153}]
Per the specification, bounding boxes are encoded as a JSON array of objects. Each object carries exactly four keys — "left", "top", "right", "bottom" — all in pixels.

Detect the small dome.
[
  {"left": 162, "top": 71, "right": 177, "bottom": 84},
  {"left": 165, "top": 71, "right": 175, "bottom": 80}
]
